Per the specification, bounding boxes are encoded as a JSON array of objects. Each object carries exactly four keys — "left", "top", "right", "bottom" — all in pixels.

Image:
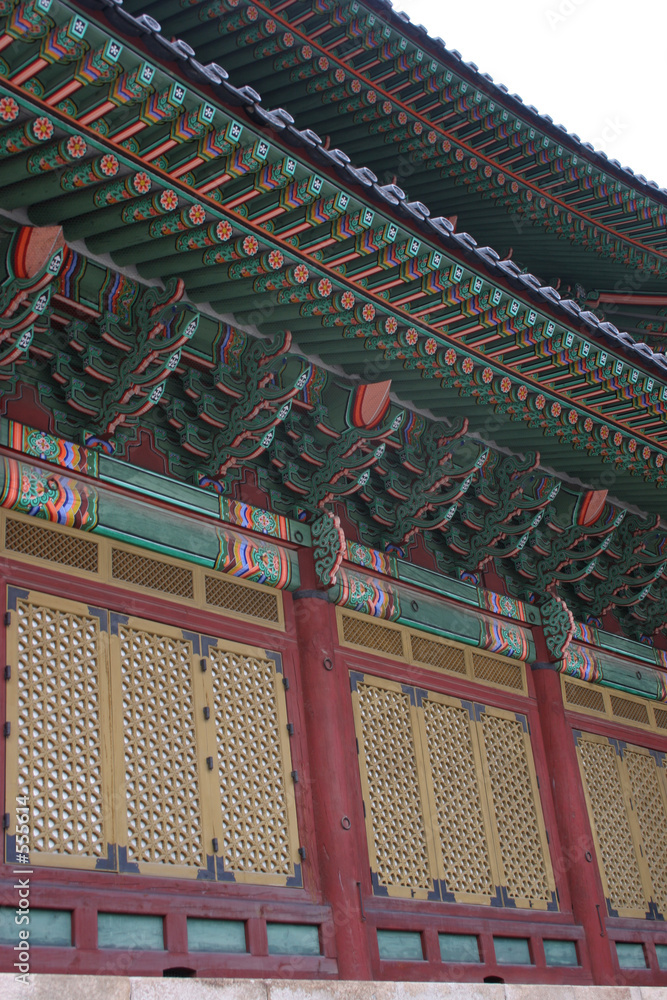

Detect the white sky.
[{"left": 397, "top": 0, "right": 667, "bottom": 189}]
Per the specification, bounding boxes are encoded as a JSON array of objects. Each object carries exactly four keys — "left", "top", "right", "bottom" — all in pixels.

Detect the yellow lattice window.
[
  {"left": 5, "top": 593, "right": 113, "bottom": 871},
  {"left": 576, "top": 732, "right": 667, "bottom": 919},
  {"left": 205, "top": 640, "right": 300, "bottom": 885},
  {"left": 4, "top": 590, "right": 300, "bottom": 885},
  {"left": 624, "top": 748, "right": 667, "bottom": 918},
  {"left": 110, "top": 618, "right": 210, "bottom": 878},
  {"left": 352, "top": 673, "right": 557, "bottom": 909},
  {"left": 421, "top": 695, "right": 496, "bottom": 904},
  {"left": 353, "top": 677, "right": 434, "bottom": 898},
  {"left": 478, "top": 708, "right": 553, "bottom": 908}
]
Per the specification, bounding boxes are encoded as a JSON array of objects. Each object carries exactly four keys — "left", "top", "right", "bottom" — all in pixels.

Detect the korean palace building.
[{"left": 0, "top": 0, "right": 666, "bottom": 994}]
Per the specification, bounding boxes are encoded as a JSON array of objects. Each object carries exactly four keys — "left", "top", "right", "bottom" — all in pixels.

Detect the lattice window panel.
[
  {"left": 471, "top": 651, "right": 524, "bottom": 691},
  {"left": 340, "top": 612, "right": 405, "bottom": 658},
  {"left": 655, "top": 707, "right": 667, "bottom": 730},
  {"left": 112, "top": 548, "right": 194, "bottom": 599},
  {"left": 354, "top": 680, "right": 432, "bottom": 895},
  {"left": 207, "top": 645, "right": 296, "bottom": 880},
  {"left": 5, "top": 516, "right": 98, "bottom": 573},
  {"left": 117, "top": 624, "right": 205, "bottom": 874},
  {"left": 410, "top": 634, "right": 467, "bottom": 675},
  {"left": 623, "top": 749, "right": 667, "bottom": 917},
  {"left": 479, "top": 711, "right": 553, "bottom": 906},
  {"left": 353, "top": 675, "right": 556, "bottom": 909},
  {"left": 576, "top": 735, "right": 646, "bottom": 916},
  {"left": 564, "top": 680, "right": 606, "bottom": 714},
  {"left": 10, "top": 596, "right": 109, "bottom": 867},
  {"left": 205, "top": 575, "right": 281, "bottom": 624},
  {"left": 610, "top": 695, "right": 650, "bottom": 726},
  {"left": 422, "top": 698, "right": 495, "bottom": 901}
]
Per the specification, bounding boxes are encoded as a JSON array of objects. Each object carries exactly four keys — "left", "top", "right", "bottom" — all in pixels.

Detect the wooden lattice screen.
[
  {"left": 352, "top": 674, "right": 556, "bottom": 908},
  {"left": 576, "top": 732, "right": 667, "bottom": 919},
  {"left": 4, "top": 589, "right": 300, "bottom": 885}
]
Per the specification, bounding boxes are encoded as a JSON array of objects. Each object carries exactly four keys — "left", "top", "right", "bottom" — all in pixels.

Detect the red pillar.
[
  {"left": 292, "top": 555, "right": 372, "bottom": 980},
  {"left": 531, "top": 661, "right": 617, "bottom": 985}
]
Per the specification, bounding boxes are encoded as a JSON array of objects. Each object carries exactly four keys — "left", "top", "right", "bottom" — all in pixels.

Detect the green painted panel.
[
  {"left": 597, "top": 653, "right": 661, "bottom": 699},
  {"left": 377, "top": 929, "right": 424, "bottom": 961},
  {"left": 656, "top": 944, "right": 667, "bottom": 970},
  {"left": 615, "top": 942, "right": 647, "bottom": 969},
  {"left": 439, "top": 933, "right": 480, "bottom": 963},
  {"left": 99, "top": 456, "right": 220, "bottom": 516},
  {"left": 396, "top": 561, "right": 479, "bottom": 607},
  {"left": 597, "top": 631, "right": 659, "bottom": 668},
  {"left": 186, "top": 918, "right": 246, "bottom": 953},
  {"left": 397, "top": 592, "right": 481, "bottom": 644},
  {"left": 0, "top": 907, "right": 71, "bottom": 947},
  {"left": 97, "top": 493, "right": 220, "bottom": 563},
  {"left": 97, "top": 913, "right": 164, "bottom": 951},
  {"left": 543, "top": 939, "right": 578, "bottom": 967},
  {"left": 494, "top": 937, "right": 532, "bottom": 965},
  {"left": 266, "top": 923, "right": 320, "bottom": 956}
]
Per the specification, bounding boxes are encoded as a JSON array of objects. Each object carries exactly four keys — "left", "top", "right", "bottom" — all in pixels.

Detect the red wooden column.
[
  {"left": 292, "top": 551, "right": 372, "bottom": 981},
  {"left": 531, "top": 658, "right": 617, "bottom": 985}
]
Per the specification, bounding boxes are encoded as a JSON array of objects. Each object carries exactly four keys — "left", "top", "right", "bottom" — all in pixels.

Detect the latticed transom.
[
  {"left": 16, "top": 599, "right": 105, "bottom": 858},
  {"left": 410, "top": 635, "right": 467, "bottom": 675},
  {"left": 119, "top": 626, "right": 204, "bottom": 869},
  {"left": 356, "top": 682, "right": 431, "bottom": 890},
  {"left": 210, "top": 648, "right": 292, "bottom": 874},
  {"left": 564, "top": 680, "right": 605, "bottom": 713},
  {"left": 205, "top": 575, "right": 280, "bottom": 623},
  {"left": 481, "top": 714, "right": 551, "bottom": 902},
  {"left": 624, "top": 751, "right": 667, "bottom": 917},
  {"left": 610, "top": 695, "right": 650, "bottom": 726},
  {"left": 578, "top": 739, "right": 645, "bottom": 913},
  {"left": 6, "top": 517, "right": 98, "bottom": 573},
  {"left": 472, "top": 652, "right": 523, "bottom": 690},
  {"left": 112, "top": 548, "right": 194, "bottom": 599},
  {"left": 423, "top": 699, "right": 494, "bottom": 896},
  {"left": 341, "top": 614, "right": 404, "bottom": 657},
  {"left": 655, "top": 707, "right": 667, "bottom": 730}
]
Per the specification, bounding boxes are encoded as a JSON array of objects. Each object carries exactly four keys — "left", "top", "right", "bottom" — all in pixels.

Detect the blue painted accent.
[
  {"left": 94, "top": 843, "right": 117, "bottom": 871},
  {"left": 87, "top": 606, "right": 108, "bottom": 631},
  {"left": 215, "top": 857, "right": 236, "bottom": 883},
  {"left": 547, "top": 891, "right": 559, "bottom": 912},
  {"left": 109, "top": 612, "right": 129, "bottom": 636},
  {"left": 7, "top": 587, "right": 28, "bottom": 611},
  {"left": 182, "top": 629, "right": 200, "bottom": 654},
  {"left": 414, "top": 687, "right": 428, "bottom": 708},
  {"left": 117, "top": 846, "right": 140, "bottom": 873},
  {"left": 460, "top": 699, "right": 475, "bottom": 720},
  {"left": 646, "top": 902, "right": 664, "bottom": 921},
  {"left": 285, "top": 862, "right": 303, "bottom": 888},
  {"left": 370, "top": 870, "right": 389, "bottom": 897},
  {"left": 196, "top": 854, "right": 216, "bottom": 880},
  {"left": 490, "top": 885, "right": 504, "bottom": 908},
  {"left": 606, "top": 898, "right": 619, "bottom": 918},
  {"left": 349, "top": 670, "right": 364, "bottom": 692},
  {"left": 647, "top": 748, "right": 666, "bottom": 767},
  {"left": 401, "top": 683, "right": 416, "bottom": 706},
  {"left": 266, "top": 650, "right": 283, "bottom": 674},
  {"left": 572, "top": 728, "right": 583, "bottom": 746},
  {"left": 200, "top": 634, "right": 218, "bottom": 658},
  {"left": 514, "top": 712, "right": 529, "bottom": 733},
  {"left": 438, "top": 880, "right": 456, "bottom": 903},
  {"left": 473, "top": 702, "right": 486, "bottom": 722},
  {"left": 5, "top": 835, "right": 17, "bottom": 863},
  {"left": 609, "top": 738, "right": 625, "bottom": 758},
  {"left": 500, "top": 886, "right": 517, "bottom": 909}
]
